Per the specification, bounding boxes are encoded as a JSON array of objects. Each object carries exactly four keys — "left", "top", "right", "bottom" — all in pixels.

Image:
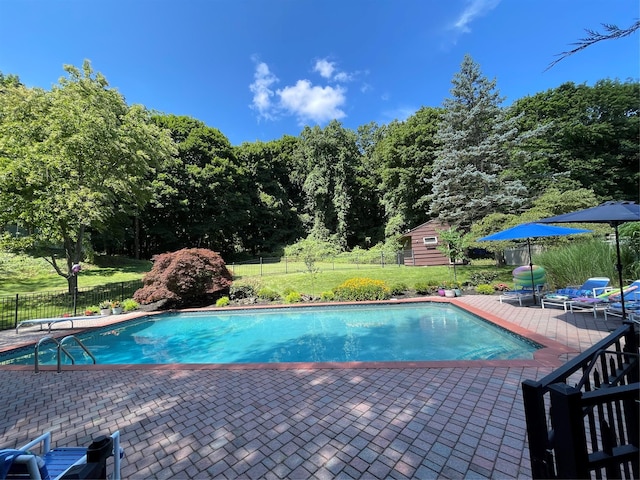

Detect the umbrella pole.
[
  {"left": 613, "top": 224, "right": 626, "bottom": 320},
  {"left": 527, "top": 238, "right": 537, "bottom": 305}
]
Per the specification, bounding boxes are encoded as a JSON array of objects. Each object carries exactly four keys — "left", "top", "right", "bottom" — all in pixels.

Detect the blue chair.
[
  {"left": 1, "top": 430, "right": 122, "bottom": 480},
  {"left": 604, "top": 285, "right": 640, "bottom": 322},
  {"left": 541, "top": 277, "right": 611, "bottom": 311},
  {"left": 571, "top": 280, "right": 640, "bottom": 318}
]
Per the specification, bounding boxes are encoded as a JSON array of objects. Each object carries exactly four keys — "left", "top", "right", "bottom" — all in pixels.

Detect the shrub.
[
  {"left": 414, "top": 282, "right": 438, "bottom": 295},
  {"left": 257, "top": 287, "right": 280, "bottom": 301},
  {"left": 86, "top": 306, "right": 100, "bottom": 314},
  {"left": 122, "top": 298, "right": 139, "bottom": 312},
  {"left": 468, "top": 271, "right": 499, "bottom": 286},
  {"left": 333, "top": 277, "right": 391, "bottom": 301},
  {"left": 475, "top": 284, "right": 495, "bottom": 295},
  {"left": 390, "top": 282, "right": 408, "bottom": 295},
  {"left": 284, "top": 291, "right": 302, "bottom": 303},
  {"left": 320, "top": 291, "right": 335, "bottom": 301},
  {"left": 230, "top": 281, "right": 259, "bottom": 300},
  {"left": 133, "top": 248, "right": 232, "bottom": 307},
  {"left": 216, "top": 296, "right": 230, "bottom": 307}
]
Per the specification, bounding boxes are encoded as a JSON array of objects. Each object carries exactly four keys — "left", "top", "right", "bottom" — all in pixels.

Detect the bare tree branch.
[{"left": 546, "top": 20, "right": 640, "bottom": 71}]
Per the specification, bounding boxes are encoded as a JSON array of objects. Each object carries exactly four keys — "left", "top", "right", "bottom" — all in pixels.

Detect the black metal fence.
[
  {"left": 522, "top": 322, "right": 639, "bottom": 479},
  {"left": 0, "top": 280, "right": 143, "bottom": 331},
  {"left": 229, "top": 252, "right": 405, "bottom": 277}
]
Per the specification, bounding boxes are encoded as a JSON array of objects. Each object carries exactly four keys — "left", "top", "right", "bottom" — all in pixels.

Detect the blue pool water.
[{"left": 1, "top": 303, "right": 540, "bottom": 365}]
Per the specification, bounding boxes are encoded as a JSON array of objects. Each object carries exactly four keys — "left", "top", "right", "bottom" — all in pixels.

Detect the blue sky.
[{"left": 1, "top": 0, "right": 638, "bottom": 146}]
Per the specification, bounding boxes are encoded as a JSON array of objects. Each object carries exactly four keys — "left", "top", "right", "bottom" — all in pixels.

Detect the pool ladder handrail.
[{"left": 34, "top": 335, "right": 97, "bottom": 373}]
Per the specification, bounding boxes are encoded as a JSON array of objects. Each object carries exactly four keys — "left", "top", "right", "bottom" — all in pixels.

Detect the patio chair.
[
  {"left": 570, "top": 280, "right": 640, "bottom": 318},
  {"left": 1, "top": 430, "right": 122, "bottom": 480},
  {"left": 499, "top": 285, "right": 545, "bottom": 306},
  {"left": 541, "top": 277, "right": 611, "bottom": 311},
  {"left": 499, "top": 265, "right": 546, "bottom": 306},
  {"left": 604, "top": 287, "right": 640, "bottom": 322}
]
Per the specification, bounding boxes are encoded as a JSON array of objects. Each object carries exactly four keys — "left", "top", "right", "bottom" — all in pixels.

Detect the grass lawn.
[
  {"left": 0, "top": 253, "right": 151, "bottom": 295},
  {"left": 234, "top": 261, "right": 514, "bottom": 296},
  {"left": 0, "top": 252, "right": 514, "bottom": 298}
]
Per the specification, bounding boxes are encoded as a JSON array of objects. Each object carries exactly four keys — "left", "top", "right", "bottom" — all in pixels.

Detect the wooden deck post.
[{"left": 549, "top": 382, "right": 589, "bottom": 479}]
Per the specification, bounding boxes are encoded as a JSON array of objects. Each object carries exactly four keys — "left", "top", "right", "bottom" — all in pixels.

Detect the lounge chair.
[
  {"left": 604, "top": 287, "right": 640, "bottom": 322},
  {"left": 541, "top": 277, "right": 611, "bottom": 311},
  {"left": 16, "top": 315, "right": 98, "bottom": 334},
  {"left": 570, "top": 280, "right": 640, "bottom": 318},
  {"left": 499, "top": 265, "right": 546, "bottom": 306},
  {"left": 499, "top": 285, "right": 545, "bottom": 306},
  {"left": 1, "top": 430, "right": 122, "bottom": 480}
]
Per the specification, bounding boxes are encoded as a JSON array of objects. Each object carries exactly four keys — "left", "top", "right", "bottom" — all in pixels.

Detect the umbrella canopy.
[
  {"left": 538, "top": 201, "right": 640, "bottom": 318},
  {"left": 478, "top": 223, "right": 591, "bottom": 304},
  {"left": 478, "top": 223, "right": 592, "bottom": 242}
]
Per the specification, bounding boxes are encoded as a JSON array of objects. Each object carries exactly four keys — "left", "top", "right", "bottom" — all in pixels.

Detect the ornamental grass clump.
[{"left": 333, "top": 277, "right": 391, "bottom": 301}]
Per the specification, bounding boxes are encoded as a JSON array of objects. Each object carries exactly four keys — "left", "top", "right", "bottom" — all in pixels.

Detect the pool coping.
[{"left": 0, "top": 297, "right": 576, "bottom": 371}]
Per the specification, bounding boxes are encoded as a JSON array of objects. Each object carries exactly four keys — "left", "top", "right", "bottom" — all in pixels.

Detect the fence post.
[
  {"left": 14, "top": 294, "right": 19, "bottom": 328},
  {"left": 381, "top": 252, "right": 384, "bottom": 268},
  {"left": 549, "top": 382, "right": 589, "bottom": 479},
  {"left": 260, "top": 257, "right": 263, "bottom": 276},
  {"left": 522, "top": 380, "right": 555, "bottom": 479},
  {"left": 285, "top": 256, "right": 288, "bottom": 274}
]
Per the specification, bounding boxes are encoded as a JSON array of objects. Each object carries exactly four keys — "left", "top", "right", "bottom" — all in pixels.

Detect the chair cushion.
[
  {"left": 557, "top": 288, "right": 594, "bottom": 298},
  {"left": 544, "top": 293, "right": 570, "bottom": 300}
]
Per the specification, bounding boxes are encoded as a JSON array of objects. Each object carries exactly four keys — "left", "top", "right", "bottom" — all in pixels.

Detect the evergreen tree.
[{"left": 426, "top": 55, "right": 528, "bottom": 232}]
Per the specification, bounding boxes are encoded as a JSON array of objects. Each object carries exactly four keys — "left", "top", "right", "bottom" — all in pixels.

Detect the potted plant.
[
  {"left": 440, "top": 281, "right": 461, "bottom": 298},
  {"left": 99, "top": 301, "right": 112, "bottom": 316},
  {"left": 111, "top": 300, "right": 123, "bottom": 315}
]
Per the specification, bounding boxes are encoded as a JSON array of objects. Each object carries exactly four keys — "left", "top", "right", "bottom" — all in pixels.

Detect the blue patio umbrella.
[
  {"left": 538, "top": 201, "right": 640, "bottom": 318},
  {"left": 478, "top": 223, "right": 591, "bottom": 304}
]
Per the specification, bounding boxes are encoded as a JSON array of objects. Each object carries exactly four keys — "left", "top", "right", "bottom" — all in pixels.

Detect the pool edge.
[{"left": 0, "top": 297, "right": 576, "bottom": 371}]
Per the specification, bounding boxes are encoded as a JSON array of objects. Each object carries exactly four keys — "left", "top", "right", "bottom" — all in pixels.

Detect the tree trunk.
[{"left": 134, "top": 216, "right": 140, "bottom": 260}]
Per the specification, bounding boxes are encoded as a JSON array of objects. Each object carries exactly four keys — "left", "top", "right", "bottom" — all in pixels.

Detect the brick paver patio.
[{"left": 0, "top": 296, "right": 622, "bottom": 479}]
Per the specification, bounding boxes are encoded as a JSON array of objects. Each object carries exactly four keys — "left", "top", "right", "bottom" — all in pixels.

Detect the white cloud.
[
  {"left": 249, "top": 59, "right": 351, "bottom": 124},
  {"left": 453, "top": 0, "right": 500, "bottom": 34},
  {"left": 249, "top": 61, "right": 279, "bottom": 119},
  {"left": 278, "top": 80, "right": 346, "bottom": 123},
  {"left": 314, "top": 59, "right": 335, "bottom": 79},
  {"left": 314, "top": 58, "right": 356, "bottom": 83},
  {"left": 334, "top": 71, "right": 353, "bottom": 83}
]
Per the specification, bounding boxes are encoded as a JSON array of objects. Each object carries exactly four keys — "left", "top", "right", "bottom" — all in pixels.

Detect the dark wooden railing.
[{"left": 522, "top": 322, "right": 639, "bottom": 479}]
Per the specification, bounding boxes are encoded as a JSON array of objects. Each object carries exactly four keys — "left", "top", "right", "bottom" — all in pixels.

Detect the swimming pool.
[{"left": 1, "top": 302, "right": 541, "bottom": 366}]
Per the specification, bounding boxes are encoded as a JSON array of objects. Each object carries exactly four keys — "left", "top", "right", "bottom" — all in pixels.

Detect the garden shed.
[{"left": 398, "top": 220, "right": 452, "bottom": 266}]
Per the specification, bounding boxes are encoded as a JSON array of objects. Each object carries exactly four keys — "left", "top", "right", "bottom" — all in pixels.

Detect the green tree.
[
  {"left": 435, "top": 226, "right": 471, "bottom": 282},
  {"left": 510, "top": 80, "right": 639, "bottom": 200},
  {"left": 234, "top": 136, "right": 305, "bottom": 255},
  {"left": 141, "top": 115, "right": 250, "bottom": 257},
  {"left": 0, "top": 61, "right": 175, "bottom": 292},
  {"left": 293, "top": 120, "right": 360, "bottom": 248},
  {"left": 425, "top": 55, "right": 530, "bottom": 232},
  {"left": 376, "top": 107, "right": 442, "bottom": 237},
  {"left": 350, "top": 122, "right": 386, "bottom": 246}
]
